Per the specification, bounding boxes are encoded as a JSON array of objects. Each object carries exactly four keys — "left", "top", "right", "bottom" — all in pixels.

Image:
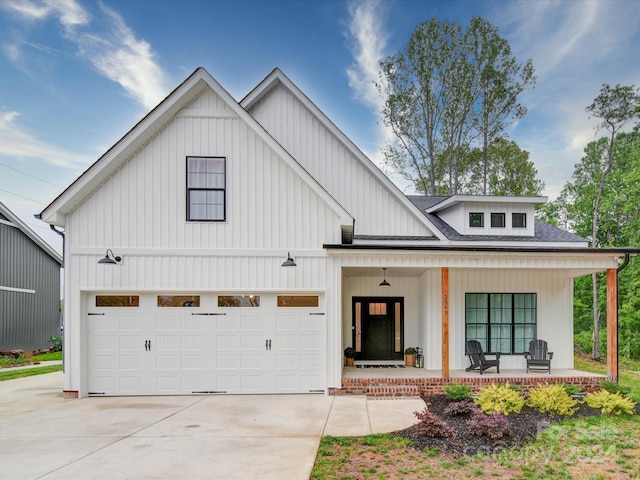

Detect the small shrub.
[
  {"left": 49, "top": 336, "right": 63, "bottom": 352},
  {"left": 467, "top": 411, "right": 510, "bottom": 439},
  {"left": 413, "top": 408, "right": 456, "bottom": 438},
  {"left": 444, "top": 383, "right": 472, "bottom": 401},
  {"left": 0, "top": 354, "right": 28, "bottom": 366},
  {"left": 560, "top": 383, "right": 581, "bottom": 396},
  {"left": 475, "top": 382, "right": 525, "bottom": 415},
  {"left": 527, "top": 384, "right": 579, "bottom": 416},
  {"left": 600, "top": 380, "right": 632, "bottom": 398},
  {"left": 444, "top": 400, "right": 480, "bottom": 417},
  {"left": 585, "top": 390, "right": 636, "bottom": 415}
]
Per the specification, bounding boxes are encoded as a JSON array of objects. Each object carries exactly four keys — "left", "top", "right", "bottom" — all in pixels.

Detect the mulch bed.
[{"left": 393, "top": 394, "right": 602, "bottom": 456}]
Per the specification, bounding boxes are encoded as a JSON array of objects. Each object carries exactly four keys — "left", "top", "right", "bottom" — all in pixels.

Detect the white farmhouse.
[{"left": 41, "top": 68, "right": 633, "bottom": 398}]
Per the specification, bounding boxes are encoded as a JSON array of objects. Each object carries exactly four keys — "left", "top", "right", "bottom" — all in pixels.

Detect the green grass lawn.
[
  {"left": 33, "top": 351, "right": 63, "bottom": 362},
  {"left": 575, "top": 354, "right": 640, "bottom": 401},
  {"left": 0, "top": 364, "right": 63, "bottom": 382}
]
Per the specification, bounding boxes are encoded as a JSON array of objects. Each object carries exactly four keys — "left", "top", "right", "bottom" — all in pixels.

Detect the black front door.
[{"left": 352, "top": 297, "right": 404, "bottom": 361}]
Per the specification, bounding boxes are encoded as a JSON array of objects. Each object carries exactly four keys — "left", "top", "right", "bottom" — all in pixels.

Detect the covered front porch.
[
  {"left": 331, "top": 365, "right": 611, "bottom": 397},
  {"left": 336, "top": 252, "right": 622, "bottom": 396}
]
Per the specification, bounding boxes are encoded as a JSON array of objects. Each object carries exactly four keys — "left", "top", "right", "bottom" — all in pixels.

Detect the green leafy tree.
[
  {"left": 467, "top": 17, "right": 536, "bottom": 195},
  {"left": 466, "top": 139, "right": 544, "bottom": 196},
  {"left": 584, "top": 84, "right": 640, "bottom": 359},
  {"left": 559, "top": 131, "right": 640, "bottom": 360},
  {"left": 378, "top": 17, "right": 535, "bottom": 195}
]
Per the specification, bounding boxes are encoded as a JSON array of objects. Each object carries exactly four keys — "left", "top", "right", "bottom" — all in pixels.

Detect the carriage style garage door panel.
[{"left": 86, "top": 293, "right": 325, "bottom": 396}]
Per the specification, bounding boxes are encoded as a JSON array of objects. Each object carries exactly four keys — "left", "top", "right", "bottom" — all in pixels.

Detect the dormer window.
[
  {"left": 491, "top": 213, "right": 505, "bottom": 228},
  {"left": 469, "top": 213, "right": 484, "bottom": 228},
  {"left": 512, "top": 213, "right": 527, "bottom": 228}
]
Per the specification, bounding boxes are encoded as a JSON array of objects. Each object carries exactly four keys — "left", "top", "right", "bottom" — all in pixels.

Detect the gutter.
[{"left": 323, "top": 244, "right": 640, "bottom": 255}]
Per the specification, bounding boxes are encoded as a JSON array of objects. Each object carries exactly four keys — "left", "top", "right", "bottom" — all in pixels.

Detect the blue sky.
[{"left": 1, "top": 0, "right": 640, "bottom": 253}]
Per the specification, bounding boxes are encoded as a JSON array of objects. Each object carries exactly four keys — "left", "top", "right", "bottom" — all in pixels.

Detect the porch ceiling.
[{"left": 342, "top": 266, "right": 428, "bottom": 277}]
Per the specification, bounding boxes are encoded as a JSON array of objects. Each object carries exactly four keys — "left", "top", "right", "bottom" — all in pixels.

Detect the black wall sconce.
[
  {"left": 98, "top": 249, "right": 122, "bottom": 265},
  {"left": 282, "top": 252, "right": 297, "bottom": 267}
]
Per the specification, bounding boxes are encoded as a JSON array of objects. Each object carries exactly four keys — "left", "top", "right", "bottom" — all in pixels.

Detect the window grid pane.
[
  {"left": 491, "top": 213, "right": 505, "bottom": 228},
  {"left": 187, "top": 157, "right": 225, "bottom": 221},
  {"left": 465, "top": 293, "right": 537, "bottom": 355},
  {"left": 513, "top": 213, "right": 527, "bottom": 228}
]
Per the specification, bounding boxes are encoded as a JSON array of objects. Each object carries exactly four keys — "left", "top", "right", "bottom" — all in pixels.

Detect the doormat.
[{"left": 356, "top": 364, "right": 406, "bottom": 368}]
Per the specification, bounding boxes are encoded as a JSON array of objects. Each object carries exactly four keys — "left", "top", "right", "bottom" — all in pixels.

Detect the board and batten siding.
[
  {"left": 60, "top": 86, "right": 348, "bottom": 395},
  {"left": 337, "top": 254, "right": 579, "bottom": 371},
  {"left": 448, "top": 269, "right": 574, "bottom": 370},
  {"left": 0, "top": 221, "right": 60, "bottom": 351},
  {"left": 247, "top": 84, "right": 433, "bottom": 238},
  {"left": 67, "top": 87, "right": 342, "bottom": 253}
]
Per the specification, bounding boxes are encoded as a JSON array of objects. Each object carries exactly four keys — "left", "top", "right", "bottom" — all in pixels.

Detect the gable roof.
[
  {"left": 407, "top": 195, "right": 587, "bottom": 244},
  {"left": 40, "top": 68, "right": 353, "bottom": 229},
  {"left": 241, "top": 68, "right": 446, "bottom": 241},
  {"left": 0, "top": 201, "right": 62, "bottom": 265}
]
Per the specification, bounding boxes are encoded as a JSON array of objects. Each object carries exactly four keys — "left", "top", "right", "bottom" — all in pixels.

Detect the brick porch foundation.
[{"left": 329, "top": 375, "right": 615, "bottom": 398}]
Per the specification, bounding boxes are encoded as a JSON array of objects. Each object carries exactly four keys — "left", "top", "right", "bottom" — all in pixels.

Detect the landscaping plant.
[
  {"left": 527, "top": 383, "right": 579, "bottom": 416},
  {"left": 413, "top": 408, "right": 456, "bottom": 438},
  {"left": 49, "top": 336, "right": 63, "bottom": 352},
  {"left": 600, "top": 380, "right": 632, "bottom": 398},
  {"left": 443, "top": 383, "right": 472, "bottom": 401},
  {"left": 585, "top": 389, "right": 637, "bottom": 415},
  {"left": 444, "top": 400, "right": 479, "bottom": 417},
  {"left": 474, "top": 382, "right": 525, "bottom": 415},
  {"left": 467, "top": 411, "right": 510, "bottom": 439}
]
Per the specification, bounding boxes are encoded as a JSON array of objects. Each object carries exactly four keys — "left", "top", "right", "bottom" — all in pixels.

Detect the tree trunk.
[
  {"left": 590, "top": 129, "right": 615, "bottom": 360},
  {"left": 592, "top": 272, "right": 600, "bottom": 360}
]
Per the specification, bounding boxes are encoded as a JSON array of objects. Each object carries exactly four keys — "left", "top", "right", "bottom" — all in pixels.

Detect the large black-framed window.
[
  {"left": 186, "top": 156, "right": 226, "bottom": 221},
  {"left": 465, "top": 293, "right": 536, "bottom": 354}
]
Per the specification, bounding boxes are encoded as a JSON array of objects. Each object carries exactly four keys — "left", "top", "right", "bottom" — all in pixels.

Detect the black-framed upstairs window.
[
  {"left": 465, "top": 293, "right": 537, "bottom": 354},
  {"left": 512, "top": 213, "right": 527, "bottom": 228},
  {"left": 469, "top": 212, "right": 484, "bottom": 228},
  {"left": 186, "top": 156, "right": 226, "bottom": 221},
  {"left": 491, "top": 213, "right": 505, "bottom": 228}
]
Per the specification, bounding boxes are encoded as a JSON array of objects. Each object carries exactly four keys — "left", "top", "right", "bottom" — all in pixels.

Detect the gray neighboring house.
[{"left": 0, "top": 201, "right": 62, "bottom": 352}]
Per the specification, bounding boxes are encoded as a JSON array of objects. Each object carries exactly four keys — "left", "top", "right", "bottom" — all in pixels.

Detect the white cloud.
[
  {"left": 346, "top": 0, "right": 387, "bottom": 109},
  {"left": 346, "top": 0, "right": 397, "bottom": 176},
  {"left": 487, "top": 0, "right": 640, "bottom": 200},
  {"left": 73, "top": 3, "right": 167, "bottom": 109},
  {"left": 2, "top": 0, "right": 168, "bottom": 110},
  {"left": 0, "top": 110, "right": 88, "bottom": 168}
]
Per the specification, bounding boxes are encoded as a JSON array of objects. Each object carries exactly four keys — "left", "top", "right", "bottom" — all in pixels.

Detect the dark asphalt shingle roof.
[{"left": 406, "top": 195, "right": 587, "bottom": 243}]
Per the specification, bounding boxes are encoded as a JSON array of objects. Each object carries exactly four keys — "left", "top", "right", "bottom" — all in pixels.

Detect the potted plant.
[
  {"left": 344, "top": 347, "right": 356, "bottom": 366},
  {"left": 405, "top": 347, "right": 417, "bottom": 367}
]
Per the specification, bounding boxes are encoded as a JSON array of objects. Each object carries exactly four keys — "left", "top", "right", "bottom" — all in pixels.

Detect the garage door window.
[
  {"left": 157, "top": 295, "right": 200, "bottom": 307},
  {"left": 95, "top": 295, "right": 139, "bottom": 307},
  {"left": 277, "top": 295, "right": 319, "bottom": 307},
  {"left": 218, "top": 295, "right": 260, "bottom": 307}
]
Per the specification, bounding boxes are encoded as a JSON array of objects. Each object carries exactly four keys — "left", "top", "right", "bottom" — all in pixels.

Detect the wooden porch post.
[
  {"left": 607, "top": 268, "right": 618, "bottom": 379},
  {"left": 442, "top": 267, "right": 449, "bottom": 378}
]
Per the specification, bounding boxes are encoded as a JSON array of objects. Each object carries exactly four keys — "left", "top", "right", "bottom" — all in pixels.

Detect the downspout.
[
  {"left": 35, "top": 214, "right": 66, "bottom": 372},
  {"left": 615, "top": 253, "right": 631, "bottom": 382}
]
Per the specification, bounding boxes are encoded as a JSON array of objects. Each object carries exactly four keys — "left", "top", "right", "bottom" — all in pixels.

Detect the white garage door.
[{"left": 87, "top": 293, "right": 325, "bottom": 396}]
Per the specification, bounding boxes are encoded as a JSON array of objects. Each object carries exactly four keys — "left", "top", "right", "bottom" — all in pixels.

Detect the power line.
[
  {"left": 0, "top": 187, "right": 46, "bottom": 205},
  {"left": 0, "top": 161, "right": 64, "bottom": 188}
]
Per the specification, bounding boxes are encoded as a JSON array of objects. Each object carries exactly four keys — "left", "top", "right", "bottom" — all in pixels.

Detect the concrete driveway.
[{"left": 0, "top": 372, "right": 424, "bottom": 480}]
